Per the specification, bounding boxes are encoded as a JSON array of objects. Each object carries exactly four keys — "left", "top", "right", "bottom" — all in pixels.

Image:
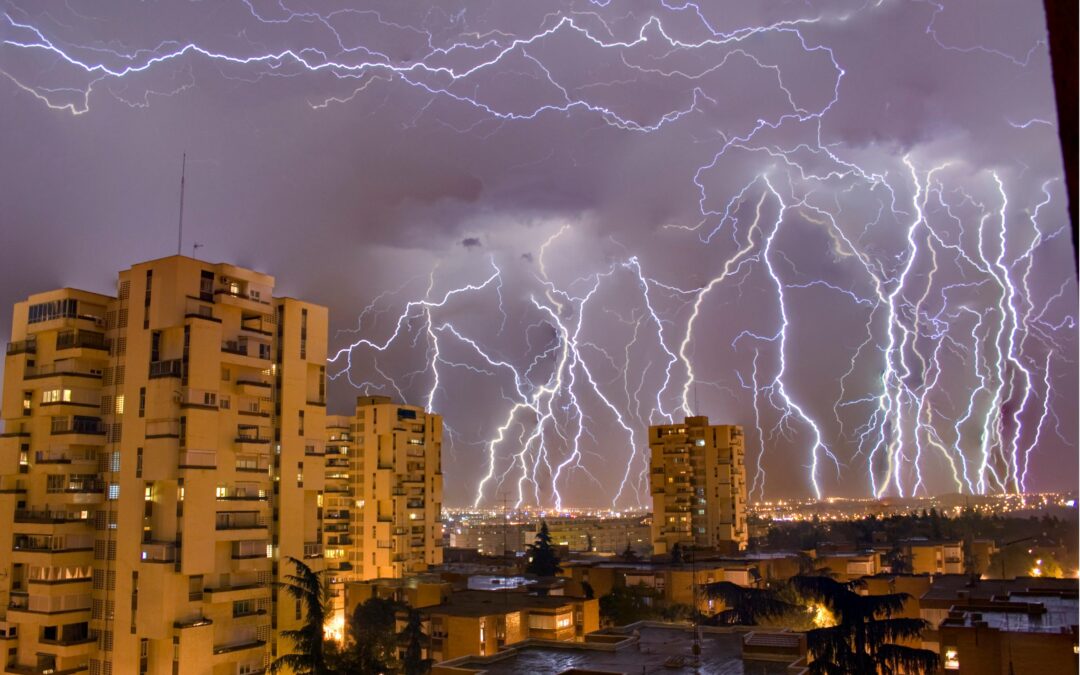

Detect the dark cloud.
[{"left": 460, "top": 237, "right": 482, "bottom": 249}]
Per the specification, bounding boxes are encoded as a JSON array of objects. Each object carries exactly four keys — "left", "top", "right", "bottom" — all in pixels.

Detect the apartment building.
[
  {"left": 0, "top": 256, "right": 328, "bottom": 675},
  {"left": 648, "top": 417, "right": 747, "bottom": 554},
  {"left": 348, "top": 396, "right": 443, "bottom": 580}
]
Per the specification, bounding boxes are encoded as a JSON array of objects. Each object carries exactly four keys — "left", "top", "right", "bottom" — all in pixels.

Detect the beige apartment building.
[
  {"left": 0, "top": 256, "right": 327, "bottom": 675},
  {"left": 347, "top": 396, "right": 443, "bottom": 581},
  {"left": 648, "top": 417, "right": 747, "bottom": 554}
]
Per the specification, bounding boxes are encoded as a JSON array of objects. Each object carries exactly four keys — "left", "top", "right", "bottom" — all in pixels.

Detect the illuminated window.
[
  {"left": 216, "top": 486, "right": 228, "bottom": 498},
  {"left": 115, "top": 395, "right": 124, "bottom": 415},
  {"left": 107, "top": 484, "right": 120, "bottom": 500},
  {"left": 943, "top": 648, "right": 959, "bottom": 670}
]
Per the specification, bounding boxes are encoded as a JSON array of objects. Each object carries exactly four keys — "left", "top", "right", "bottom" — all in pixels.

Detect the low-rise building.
[
  {"left": 937, "top": 591, "right": 1078, "bottom": 674},
  {"left": 902, "top": 539, "right": 965, "bottom": 574}
]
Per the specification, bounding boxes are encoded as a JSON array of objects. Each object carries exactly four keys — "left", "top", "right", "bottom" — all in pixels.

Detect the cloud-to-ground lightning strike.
[{"left": 2, "top": 1, "right": 1074, "bottom": 505}]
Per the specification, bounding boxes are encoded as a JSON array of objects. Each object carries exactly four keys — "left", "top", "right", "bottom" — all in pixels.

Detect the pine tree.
[
  {"left": 526, "top": 521, "right": 562, "bottom": 577},
  {"left": 791, "top": 576, "right": 938, "bottom": 675},
  {"left": 269, "top": 557, "right": 332, "bottom": 675},
  {"left": 399, "top": 608, "right": 432, "bottom": 675}
]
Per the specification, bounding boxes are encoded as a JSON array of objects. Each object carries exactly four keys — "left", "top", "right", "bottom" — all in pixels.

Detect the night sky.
[{"left": 1, "top": 1, "right": 1076, "bottom": 508}]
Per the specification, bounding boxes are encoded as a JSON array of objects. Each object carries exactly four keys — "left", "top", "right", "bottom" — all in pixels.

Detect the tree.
[
  {"left": 526, "top": 521, "right": 561, "bottom": 577},
  {"left": 791, "top": 576, "right": 938, "bottom": 675},
  {"left": 399, "top": 608, "right": 432, "bottom": 675},
  {"left": 885, "top": 545, "right": 913, "bottom": 574},
  {"left": 336, "top": 596, "right": 399, "bottom": 674},
  {"left": 620, "top": 541, "right": 639, "bottom": 562},
  {"left": 581, "top": 581, "right": 595, "bottom": 600},
  {"left": 599, "top": 584, "right": 663, "bottom": 626},
  {"left": 270, "top": 557, "right": 332, "bottom": 675},
  {"left": 670, "top": 542, "right": 684, "bottom": 564},
  {"left": 702, "top": 582, "right": 797, "bottom": 626}
]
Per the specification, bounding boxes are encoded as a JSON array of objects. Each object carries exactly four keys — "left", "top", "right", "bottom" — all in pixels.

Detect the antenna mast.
[{"left": 177, "top": 152, "right": 186, "bottom": 255}]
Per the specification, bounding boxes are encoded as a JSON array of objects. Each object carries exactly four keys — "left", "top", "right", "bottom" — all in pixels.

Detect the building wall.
[{"left": 648, "top": 418, "right": 747, "bottom": 554}]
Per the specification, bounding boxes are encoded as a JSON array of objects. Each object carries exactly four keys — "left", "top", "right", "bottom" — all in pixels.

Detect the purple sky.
[{"left": 1, "top": 0, "right": 1076, "bottom": 507}]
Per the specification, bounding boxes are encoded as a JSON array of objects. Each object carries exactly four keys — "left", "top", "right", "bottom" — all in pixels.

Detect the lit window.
[
  {"left": 115, "top": 395, "right": 124, "bottom": 415},
  {"left": 107, "top": 484, "right": 120, "bottom": 500},
  {"left": 943, "top": 648, "right": 959, "bottom": 670}
]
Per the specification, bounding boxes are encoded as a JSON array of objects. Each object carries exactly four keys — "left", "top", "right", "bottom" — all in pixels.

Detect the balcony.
[
  {"left": 25, "top": 360, "right": 103, "bottom": 380},
  {"left": 48, "top": 418, "right": 105, "bottom": 448},
  {"left": 146, "top": 418, "right": 181, "bottom": 439},
  {"left": 55, "top": 330, "right": 107, "bottom": 352},
  {"left": 216, "top": 487, "right": 268, "bottom": 501},
  {"left": 231, "top": 541, "right": 268, "bottom": 560},
  {"left": 212, "top": 638, "right": 266, "bottom": 657},
  {"left": 235, "top": 427, "right": 271, "bottom": 447},
  {"left": 148, "top": 359, "right": 182, "bottom": 379},
  {"left": 14, "top": 510, "right": 90, "bottom": 525},
  {"left": 203, "top": 582, "right": 266, "bottom": 604},
  {"left": 179, "top": 450, "right": 217, "bottom": 470},
  {"left": 140, "top": 541, "right": 178, "bottom": 563},
  {"left": 6, "top": 338, "right": 36, "bottom": 356},
  {"left": 303, "top": 542, "right": 323, "bottom": 559},
  {"left": 13, "top": 535, "right": 92, "bottom": 554},
  {"left": 34, "top": 451, "right": 97, "bottom": 468},
  {"left": 215, "top": 512, "right": 266, "bottom": 531},
  {"left": 222, "top": 338, "right": 271, "bottom": 363}
]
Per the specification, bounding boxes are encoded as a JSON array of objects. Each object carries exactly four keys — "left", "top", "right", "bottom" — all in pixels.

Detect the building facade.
[
  {"left": 0, "top": 256, "right": 328, "bottom": 674},
  {"left": 648, "top": 417, "right": 747, "bottom": 554},
  {"left": 348, "top": 396, "right": 443, "bottom": 581}
]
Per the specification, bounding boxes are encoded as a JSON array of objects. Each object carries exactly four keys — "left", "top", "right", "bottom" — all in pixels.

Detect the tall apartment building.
[
  {"left": 347, "top": 396, "right": 443, "bottom": 581},
  {"left": 648, "top": 417, "right": 747, "bottom": 555},
  {"left": 0, "top": 256, "right": 328, "bottom": 675}
]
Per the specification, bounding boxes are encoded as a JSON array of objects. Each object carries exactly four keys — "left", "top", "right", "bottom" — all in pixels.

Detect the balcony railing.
[
  {"left": 235, "top": 428, "right": 271, "bottom": 444},
  {"left": 25, "top": 359, "right": 103, "bottom": 379},
  {"left": 56, "top": 330, "right": 107, "bottom": 351},
  {"left": 6, "top": 338, "right": 36, "bottom": 356},
  {"left": 15, "top": 509, "right": 90, "bottom": 524},
  {"left": 303, "top": 542, "right": 323, "bottom": 559},
  {"left": 231, "top": 541, "right": 268, "bottom": 559},
  {"left": 50, "top": 417, "right": 104, "bottom": 436},
  {"left": 216, "top": 513, "right": 267, "bottom": 531},
  {"left": 149, "top": 359, "right": 183, "bottom": 379}
]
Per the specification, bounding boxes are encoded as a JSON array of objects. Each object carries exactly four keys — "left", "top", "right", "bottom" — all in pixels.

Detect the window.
[
  {"left": 943, "top": 648, "right": 959, "bottom": 669},
  {"left": 300, "top": 308, "right": 308, "bottom": 359},
  {"left": 28, "top": 298, "right": 78, "bottom": 324},
  {"left": 203, "top": 392, "right": 216, "bottom": 406},
  {"left": 114, "top": 395, "right": 124, "bottom": 415},
  {"left": 43, "top": 389, "right": 73, "bottom": 404},
  {"left": 138, "top": 388, "right": 146, "bottom": 418},
  {"left": 22, "top": 391, "right": 32, "bottom": 414},
  {"left": 108, "top": 484, "right": 120, "bottom": 500}
]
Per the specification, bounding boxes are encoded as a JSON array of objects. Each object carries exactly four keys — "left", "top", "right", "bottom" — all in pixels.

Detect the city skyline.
[{"left": 1, "top": 1, "right": 1077, "bottom": 507}]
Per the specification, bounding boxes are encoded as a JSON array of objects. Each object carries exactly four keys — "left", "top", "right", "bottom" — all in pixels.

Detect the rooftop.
[
  {"left": 426, "top": 590, "right": 586, "bottom": 618},
  {"left": 921, "top": 575, "right": 1078, "bottom": 604},
  {"left": 941, "top": 593, "right": 1079, "bottom": 634},
  {"left": 439, "top": 624, "right": 791, "bottom": 675}
]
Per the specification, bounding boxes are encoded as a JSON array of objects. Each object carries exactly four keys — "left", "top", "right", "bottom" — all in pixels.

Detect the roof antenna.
[
  {"left": 177, "top": 152, "right": 186, "bottom": 255},
  {"left": 192, "top": 242, "right": 203, "bottom": 258}
]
